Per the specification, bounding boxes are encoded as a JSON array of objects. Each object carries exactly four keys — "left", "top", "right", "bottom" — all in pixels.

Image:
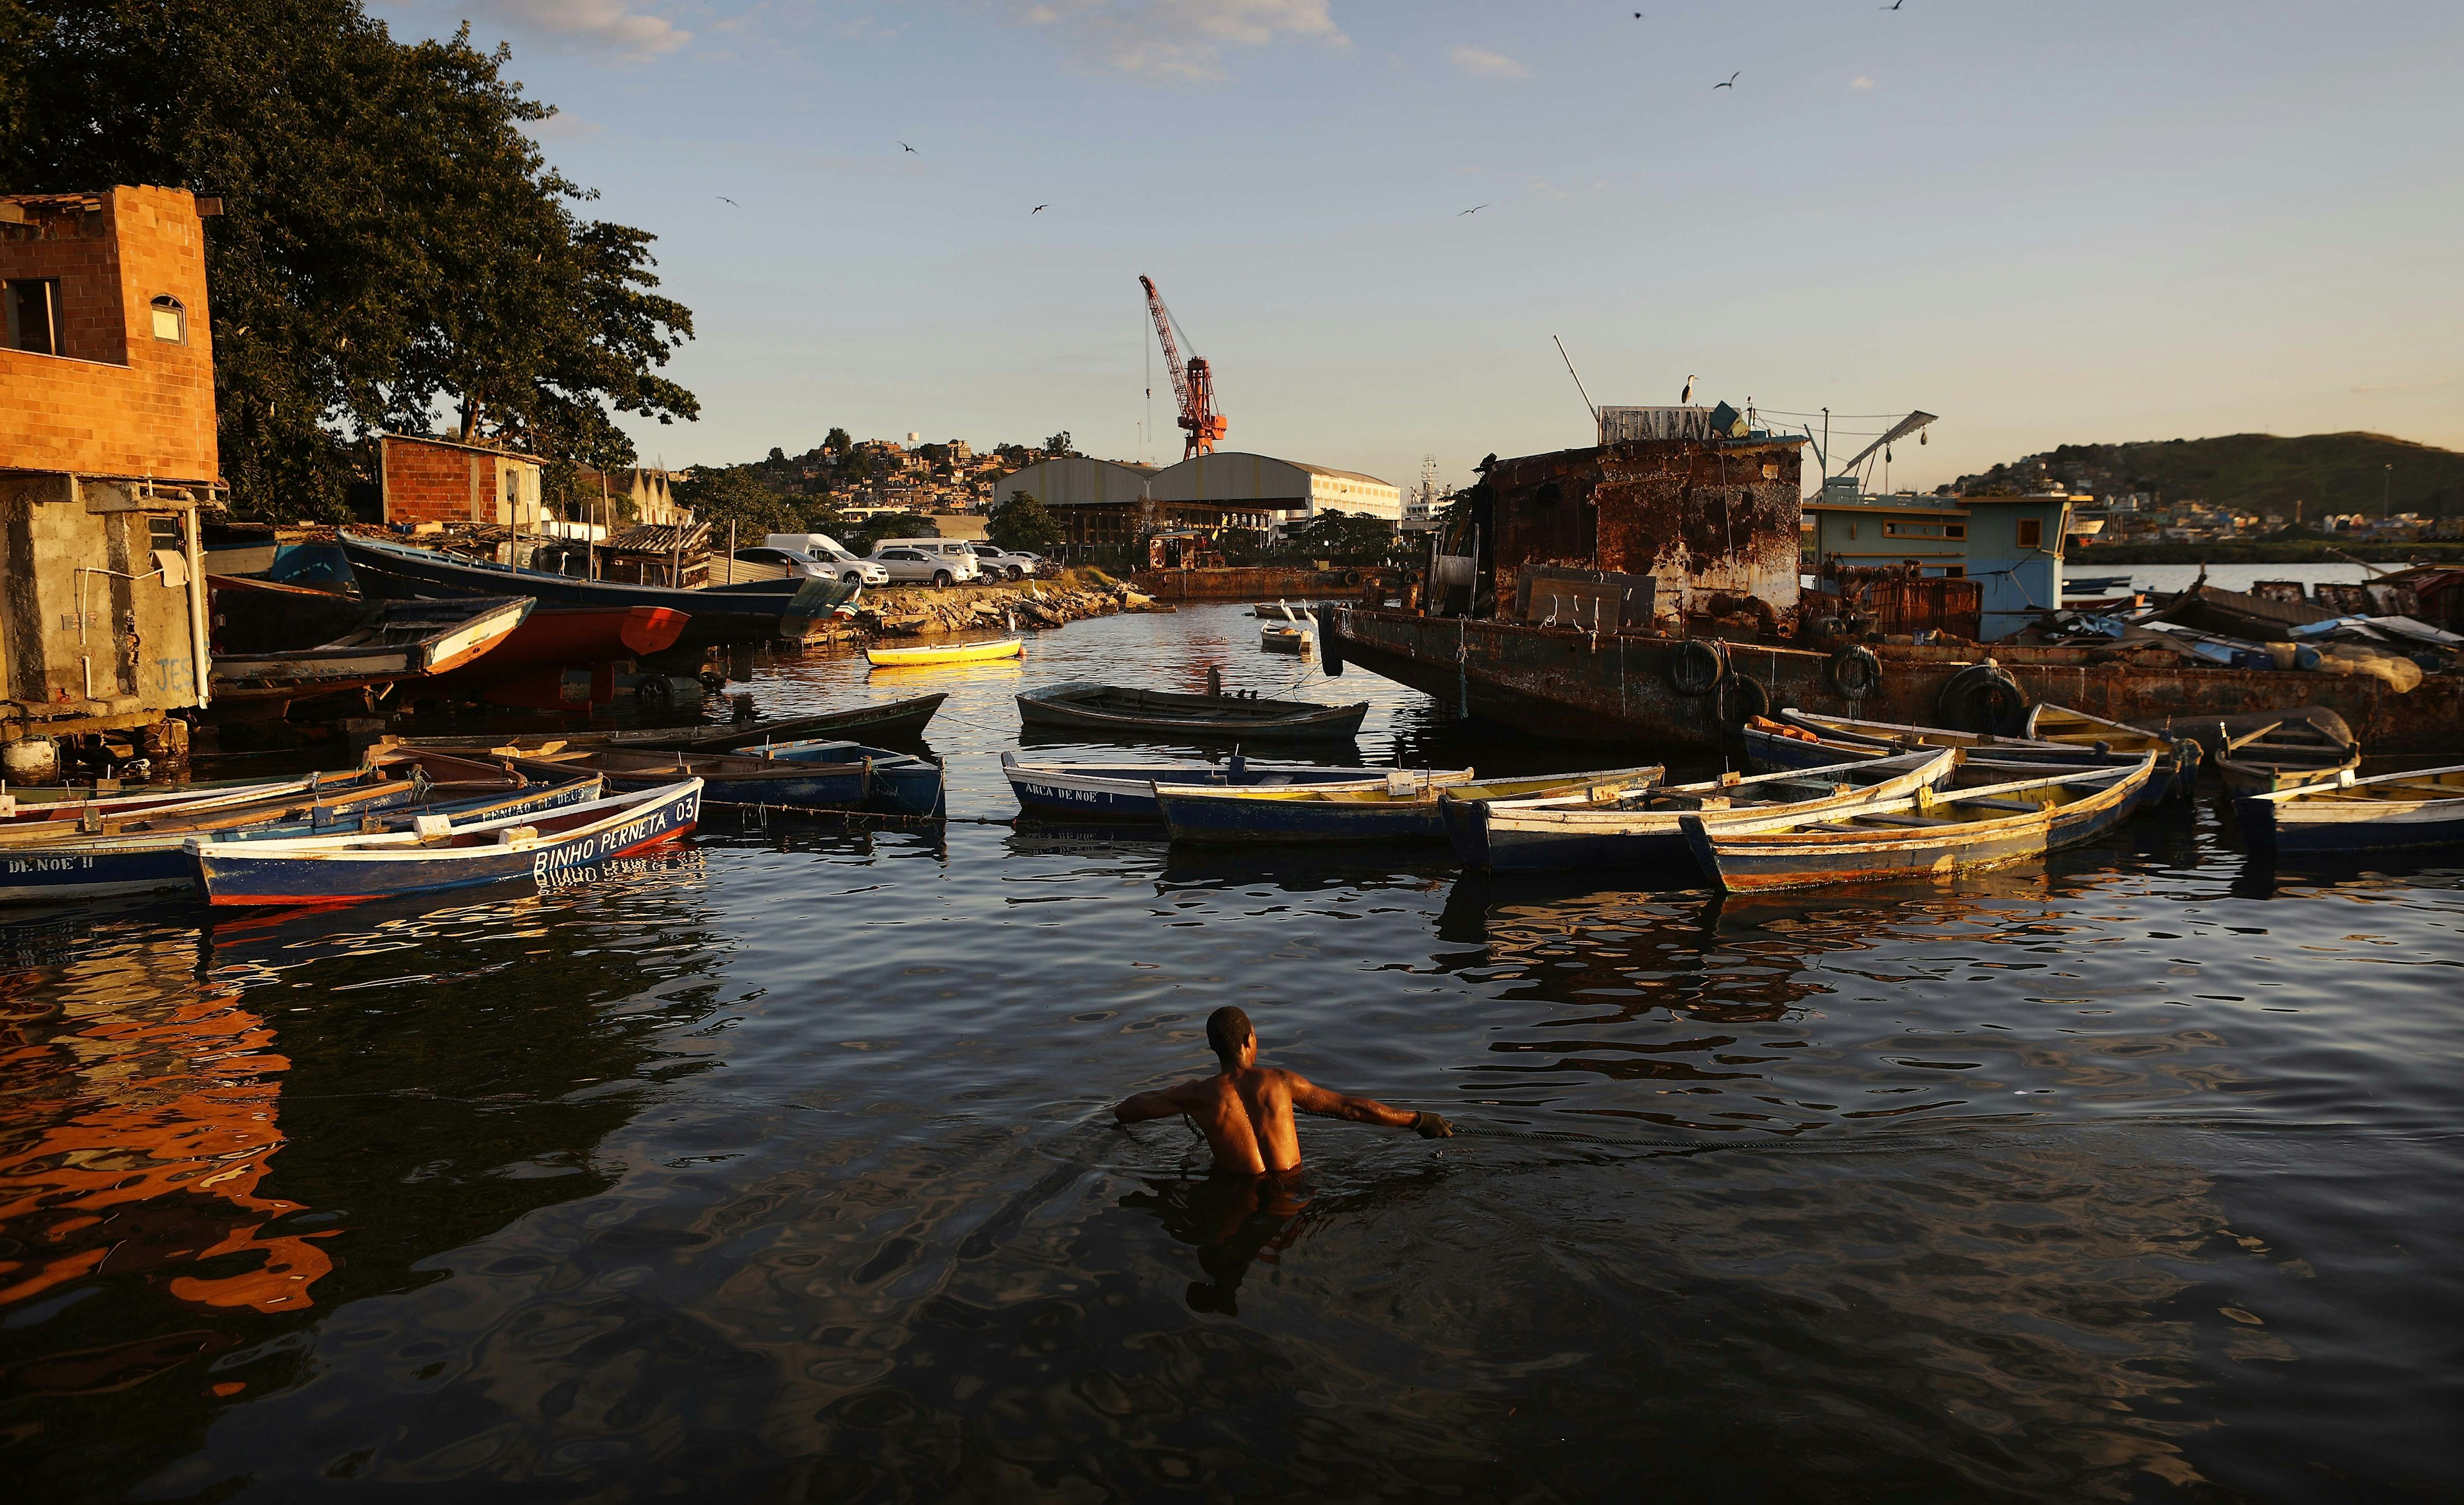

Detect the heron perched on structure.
[{"left": 1681, "top": 374, "right": 1697, "bottom": 404}]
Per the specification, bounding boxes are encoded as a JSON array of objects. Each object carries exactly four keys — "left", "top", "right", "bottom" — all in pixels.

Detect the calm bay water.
[{"left": 3, "top": 603, "right": 2460, "bottom": 1502}]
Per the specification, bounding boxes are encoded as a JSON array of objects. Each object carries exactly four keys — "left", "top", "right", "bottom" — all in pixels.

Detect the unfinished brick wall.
[
  {"left": 383, "top": 440, "right": 483, "bottom": 526},
  {"left": 0, "top": 185, "right": 218, "bottom": 485}
]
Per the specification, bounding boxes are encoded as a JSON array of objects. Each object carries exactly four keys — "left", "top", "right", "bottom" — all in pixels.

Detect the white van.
[{"left": 758, "top": 533, "right": 887, "bottom": 586}]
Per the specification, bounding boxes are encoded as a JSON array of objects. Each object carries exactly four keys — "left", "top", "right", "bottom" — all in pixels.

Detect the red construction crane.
[{"left": 1140, "top": 275, "right": 1228, "bottom": 461}]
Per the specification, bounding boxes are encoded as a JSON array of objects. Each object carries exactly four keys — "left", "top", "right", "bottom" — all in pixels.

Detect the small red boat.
[{"left": 430, "top": 605, "right": 691, "bottom": 709}]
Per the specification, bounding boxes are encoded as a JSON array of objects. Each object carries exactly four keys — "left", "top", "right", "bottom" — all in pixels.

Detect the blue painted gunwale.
[
  {"left": 0, "top": 778, "right": 603, "bottom": 906},
  {"left": 1681, "top": 757, "right": 2153, "bottom": 894},
  {"left": 191, "top": 780, "right": 703, "bottom": 906},
  {"left": 1445, "top": 750, "right": 1957, "bottom": 874},
  {"left": 1154, "top": 766, "right": 1663, "bottom": 846},
  {"left": 2239, "top": 763, "right": 2464, "bottom": 854},
  {"left": 1002, "top": 752, "right": 1476, "bottom": 821}
]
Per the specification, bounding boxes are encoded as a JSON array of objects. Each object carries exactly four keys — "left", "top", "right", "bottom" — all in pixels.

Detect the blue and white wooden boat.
[
  {"left": 1156, "top": 765, "right": 1663, "bottom": 845},
  {"left": 1, "top": 772, "right": 603, "bottom": 907},
  {"left": 2239, "top": 763, "right": 2464, "bottom": 854},
  {"left": 1002, "top": 751, "right": 1475, "bottom": 821},
  {"left": 1681, "top": 755, "right": 2155, "bottom": 893},
  {"left": 1, "top": 773, "right": 323, "bottom": 827},
  {"left": 737, "top": 737, "right": 945, "bottom": 818},
  {"left": 191, "top": 779, "right": 703, "bottom": 907},
  {"left": 1444, "top": 749, "right": 1956, "bottom": 874}
]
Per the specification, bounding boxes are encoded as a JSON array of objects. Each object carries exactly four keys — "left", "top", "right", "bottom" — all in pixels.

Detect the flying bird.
[
  {"left": 1031, "top": 203, "right": 1048, "bottom": 214},
  {"left": 1714, "top": 71, "right": 1740, "bottom": 89},
  {"left": 715, "top": 196, "right": 739, "bottom": 207},
  {"left": 899, "top": 141, "right": 918, "bottom": 153},
  {"left": 1460, "top": 203, "right": 1489, "bottom": 216},
  {"left": 1881, "top": 0, "right": 1904, "bottom": 8},
  {"left": 1681, "top": 374, "right": 1697, "bottom": 403}
]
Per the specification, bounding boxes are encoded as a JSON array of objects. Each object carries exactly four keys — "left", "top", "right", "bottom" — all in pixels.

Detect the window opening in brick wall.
[
  {"left": 150, "top": 295, "right": 186, "bottom": 343},
  {"left": 4, "top": 278, "right": 62, "bottom": 354}
]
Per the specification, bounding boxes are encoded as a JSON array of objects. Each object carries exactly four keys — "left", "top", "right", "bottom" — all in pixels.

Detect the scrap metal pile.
[{"left": 2023, "top": 567, "right": 2464, "bottom": 694}]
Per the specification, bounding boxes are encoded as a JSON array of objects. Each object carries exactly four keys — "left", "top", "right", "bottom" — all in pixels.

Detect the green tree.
[
  {"left": 987, "top": 490, "right": 1061, "bottom": 553},
  {"left": 1044, "top": 431, "right": 1074, "bottom": 458},
  {"left": 824, "top": 427, "right": 853, "bottom": 458},
  {"left": 1280, "top": 510, "right": 1397, "bottom": 565},
  {"left": 0, "top": 1, "right": 696, "bottom": 519},
  {"left": 674, "top": 464, "right": 798, "bottom": 535}
]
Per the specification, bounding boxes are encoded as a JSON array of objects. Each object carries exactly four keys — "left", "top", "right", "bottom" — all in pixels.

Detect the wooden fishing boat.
[
  {"left": 1260, "top": 601, "right": 1313, "bottom": 656},
  {"left": 339, "top": 532, "right": 854, "bottom": 649},
  {"left": 0, "top": 763, "right": 599, "bottom": 906},
  {"left": 866, "top": 637, "right": 1023, "bottom": 669},
  {"left": 191, "top": 779, "right": 703, "bottom": 907},
  {"left": 1004, "top": 750, "right": 1474, "bottom": 821},
  {"left": 385, "top": 693, "right": 948, "bottom": 761},
  {"left": 2241, "top": 763, "right": 2464, "bottom": 854},
  {"left": 209, "top": 578, "right": 534, "bottom": 713},
  {"left": 1156, "top": 764, "right": 1663, "bottom": 845},
  {"left": 2212, "top": 719, "right": 2363, "bottom": 796},
  {"left": 0, "top": 775, "right": 312, "bottom": 827},
  {"left": 427, "top": 603, "right": 693, "bottom": 709},
  {"left": 2022, "top": 703, "right": 2202, "bottom": 795},
  {"left": 488, "top": 744, "right": 937, "bottom": 816},
  {"left": 1680, "top": 755, "right": 2156, "bottom": 894},
  {"left": 719, "top": 737, "right": 945, "bottom": 818},
  {"left": 1444, "top": 748, "right": 1958, "bottom": 873},
  {"left": 1759, "top": 706, "right": 2183, "bottom": 801},
  {"left": 1018, "top": 681, "right": 1369, "bottom": 742}
]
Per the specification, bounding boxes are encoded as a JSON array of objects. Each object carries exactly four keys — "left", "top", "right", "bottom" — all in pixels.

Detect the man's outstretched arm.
[
  {"left": 1287, "top": 1075, "right": 1453, "bottom": 1137},
  {"left": 1114, "top": 1082, "right": 1197, "bottom": 1124}
]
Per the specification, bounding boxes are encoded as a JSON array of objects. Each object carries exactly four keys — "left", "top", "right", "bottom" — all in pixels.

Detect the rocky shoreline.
[{"left": 798, "top": 571, "right": 1170, "bottom": 646}]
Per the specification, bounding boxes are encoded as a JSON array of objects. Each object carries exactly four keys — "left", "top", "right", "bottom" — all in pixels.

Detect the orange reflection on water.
[{"left": 0, "top": 974, "right": 334, "bottom": 1315}]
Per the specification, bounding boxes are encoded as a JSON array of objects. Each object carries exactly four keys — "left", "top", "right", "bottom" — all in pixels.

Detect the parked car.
[
  {"left": 732, "top": 544, "right": 888, "bottom": 587},
  {"left": 761, "top": 533, "right": 888, "bottom": 586},
  {"left": 966, "top": 545, "right": 1036, "bottom": 580},
  {"left": 869, "top": 544, "right": 981, "bottom": 587}
]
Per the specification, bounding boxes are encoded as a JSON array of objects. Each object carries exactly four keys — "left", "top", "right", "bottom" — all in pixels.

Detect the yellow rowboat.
[{"left": 866, "top": 637, "right": 1025, "bottom": 669}]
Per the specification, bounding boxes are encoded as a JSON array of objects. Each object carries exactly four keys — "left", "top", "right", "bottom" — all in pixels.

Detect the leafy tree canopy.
[
  {"left": 0, "top": 0, "right": 696, "bottom": 520},
  {"left": 1043, "top": 431, "right": 1074, "bottom": 458},
  {"left": 987, "top": 490, "right": 1061, "bottom": 554},
  {"left": 1281, "top": 510, "right": 1398, "bottom": 565}
]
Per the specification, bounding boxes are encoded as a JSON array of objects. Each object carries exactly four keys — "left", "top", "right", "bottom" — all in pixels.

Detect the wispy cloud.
[
  {"left": 461, "top": 0, "right": 692, "bottom": 59},
  {"left": 1018, "top": 0, "right": 1348, "bottom": 84},
  {"left": 1450, "top": 45, "right": 1527, "bottom": 80},
  {"left": 2350, "top": 377, "right": 2458, "bottom": 393},
  {"left": 1850, "top": 75, "right": 1876, "bottom": 90}
]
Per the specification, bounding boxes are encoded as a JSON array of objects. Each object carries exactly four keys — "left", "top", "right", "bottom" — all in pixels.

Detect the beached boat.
[
  {"left": 1445, "top": 749, "right": 1958, "bottom": 873},
  {"left": 1018, "top": 682, "right": 1369, "bottom": 742},
  {"left": 339, "top": 532, "right": 853, "bottom": 649},
  {"left": 488, "top": 744, "right": 939, "bottom": 816},
  {"left": 1156, "top": 764, "right": 1664, "bottom": 845},
  {"left": 2241, "top": 763, "right": 2464, "bottom": 854},
  {"left": 191, "top": 779, "right": 703, "bottom": 907},
  {"left": 866, "top": 637, "right": 1023, "bottom": 669},
  {"left": 1681, "top": 755, "right": 2157, "bottom": 893},
  {"left": 2213, "top": 719, "right": 2363, "bottom": 796},
  {"left": 0, "top": 763, "right": 599, "bottom": 906},
  {"left": 1004, "top": 750, "right": 1475, "bottom": 821},
  {"left": 1260, "top": 601, "right": 1313, "bottom": 656},
  {"left": 209, "top": 579, "right": 533, "bottom": 713}
]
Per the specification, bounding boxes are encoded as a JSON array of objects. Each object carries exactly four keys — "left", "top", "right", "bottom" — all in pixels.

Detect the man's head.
[{"left": 1206, "top": 1006, "right": 1256, "bottom": 1071}]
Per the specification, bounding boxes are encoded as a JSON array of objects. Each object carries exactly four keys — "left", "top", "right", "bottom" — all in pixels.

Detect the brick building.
[
  {"left": 379, "top": 433, "right": 543, "bottom": 528},
  {"left": 1, "top": 185, "right": 218, "bottom": 769}
]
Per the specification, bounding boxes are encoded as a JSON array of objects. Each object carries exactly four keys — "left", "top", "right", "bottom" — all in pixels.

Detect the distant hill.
[{"left": 1956, "top": 431, "right": 2464, "bottom": 519}]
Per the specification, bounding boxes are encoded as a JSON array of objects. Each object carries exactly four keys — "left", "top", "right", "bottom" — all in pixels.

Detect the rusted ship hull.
[{"left": 1325, "top": 608, "right": 2464, "bottom": 754}]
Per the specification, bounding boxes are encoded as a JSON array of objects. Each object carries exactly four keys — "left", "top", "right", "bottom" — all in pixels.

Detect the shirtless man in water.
[{"left": 1113, "top": 1006, "right": 1453, "bottom": 1173}]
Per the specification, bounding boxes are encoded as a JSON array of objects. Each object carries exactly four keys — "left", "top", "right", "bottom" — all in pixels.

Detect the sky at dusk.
[{"left": 367, "top": 1, "right": 2463, "bottom": 499}]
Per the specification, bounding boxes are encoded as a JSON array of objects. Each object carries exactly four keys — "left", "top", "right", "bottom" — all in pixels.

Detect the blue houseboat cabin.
[{"left": 1801, "top": 476, "right": 2077, "bottom": 641}]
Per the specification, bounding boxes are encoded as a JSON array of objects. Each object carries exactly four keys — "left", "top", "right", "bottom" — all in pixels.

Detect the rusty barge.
[{"left": 1322, "top": 415, "right": 2464, "bottom": 754}]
